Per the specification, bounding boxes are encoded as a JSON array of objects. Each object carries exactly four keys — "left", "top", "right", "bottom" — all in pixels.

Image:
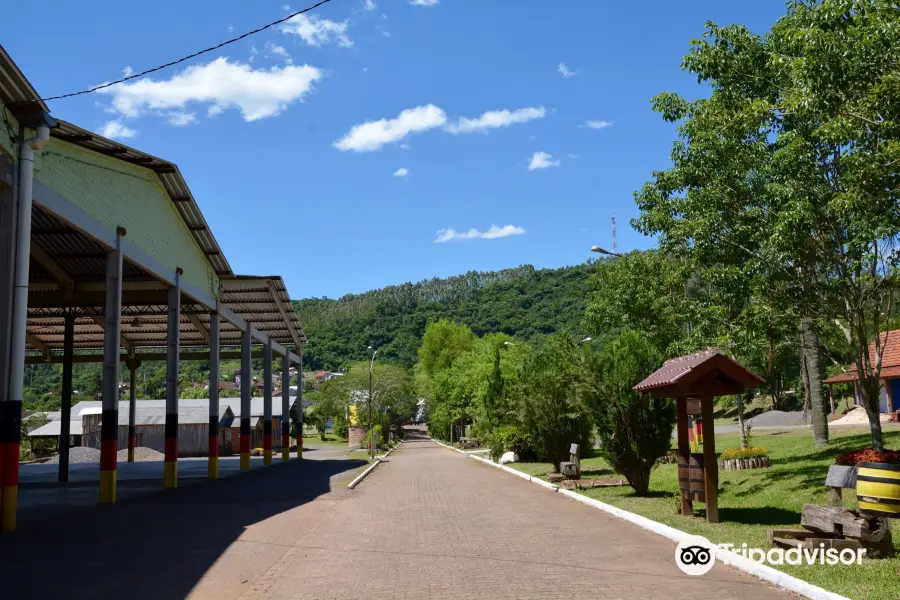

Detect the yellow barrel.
[{"left": 857, "top": 461, "right": 900, "bottom": 519}]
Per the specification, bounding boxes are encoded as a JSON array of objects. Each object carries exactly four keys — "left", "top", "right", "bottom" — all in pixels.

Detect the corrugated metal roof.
[
  {"left": 27, "top": 420, "right": 84, "bottom": 438},
  {"left": 0, "top": 44, "right": 48, "bottom": 112},
  {"left": 219, "top": 276, "right": 305, "bottom": 349}
]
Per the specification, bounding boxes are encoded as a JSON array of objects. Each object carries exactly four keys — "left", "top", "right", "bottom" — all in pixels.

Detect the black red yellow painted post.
[
  {"left": 208, "top": 306, "right": 220, "bottom": 480},
  {"left": 99, "top": 408, "right": 118, "bottom": 503},
  {"left": 99, "top": 229, "right": 124, "bottom": 505},
  {"left": 163, "top": 269, "right": 181, "bottom": 489},
  {"left": 0, "top": 400, "right": 22, "bottom": 530},
  {"left": 263, "top": 340, "right": 273, "bottom": 465},
  {"left": 297, "top": 353, "right": 304, "bottom": 459},
  {"left": 281, "top": 355, "right": 290, "bottom": 461},
  {"left": 239, "top": 327, "right": 251, "bottom": 471}
]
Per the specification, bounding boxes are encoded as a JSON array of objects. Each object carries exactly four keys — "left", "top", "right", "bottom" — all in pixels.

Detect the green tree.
[
  {"left": 584, "top": 251, "right": 694, "bottom": 355},
  {"left": 634, "top": 1, "right": 900, "bottom": 449},
  {"left": 518, "top": 334, "right": 594, "bottom": 469},
  {"left": 587, "top": 331, "right": 675, "bottom": 495}
]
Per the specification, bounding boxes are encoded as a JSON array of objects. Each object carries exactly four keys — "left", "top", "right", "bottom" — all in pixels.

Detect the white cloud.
[
  {"left": 400, "top": 143, "right": 410, "bottom": 149},
  {"left": 528, "top": 151, "right": 560, "bottom": 171},
  {"left": 334, "top": 104, "right": 447, "bottom": 152},
  {"left": 265, "top": 41, "right": 293, "bottom": 64},
  {"left": 393, "top": 167, "right": 409, "bottom": 177},
  {"left": 168, "top": 111, "right": 196, "bottom": 126},
  {"left": 558, "top": 63, "right": 577, "bottom": 78},
  {"left": 98, "top": 57, "right": 322, "bottom": 122},
  {"left": 584, "top": 120, "right": 613, "bottom": 129},
  {"left": 282, "top": 4, "right": 292, "bottom": 11},
  {"left": 281, "top": 14, "right": 353, "bottom": 47},
  {"left": 379, "top": 27, "right": 392, "bottom": 38},
  {"left": 435, "top": 224, "right": 526, "bottom": 243},
  {"left": 100, "top": 120, "right": 136, "bottom": 140},
  {"left": 445, "top": 106, "right": 545, "bottom": 134},
  {"left": 363, "top": 0, "right": 377, "bottom": 10},
  {"left": 122, "top": 65, "right": 134, "bottom": 78},
  {"left": 228, "top": 25, "right": 234, "bottom": 33},
  {"left": 411, "top": 0, "right": 439, "bottom": 5}
]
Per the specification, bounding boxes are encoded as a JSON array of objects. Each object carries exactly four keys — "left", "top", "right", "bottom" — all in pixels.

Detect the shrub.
[
  {"left": 836, "top": 448, "right": 900, "bottom": 466},
  {"left": 363, "top": 425, "right": 384, "bottom": 450},
  {"left": 589, "top": 330, "right": 675, "bottom": 496},
  {"left": 721, "top": 447, "right": 769, "bottom": 460},
  {"left": 486, "top": 425, "right": 533, "bottom": 461}
]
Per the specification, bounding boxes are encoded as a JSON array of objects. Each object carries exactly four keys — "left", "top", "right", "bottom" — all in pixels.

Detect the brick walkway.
[
  {"left": 237, "top": 436, "right": 791, "bottom": 600},
  {"left": 0, "top": 436, "right": 793, "bottom": 600}
]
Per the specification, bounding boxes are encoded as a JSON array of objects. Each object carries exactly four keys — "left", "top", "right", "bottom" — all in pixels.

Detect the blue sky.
[{"left": 2, "top": 0, "right": 788, "bottom": 299}]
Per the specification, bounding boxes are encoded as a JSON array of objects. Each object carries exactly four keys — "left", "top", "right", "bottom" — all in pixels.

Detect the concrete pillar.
[
  {"left": 239, "top": 327, "right": 251, "bottom": 471},
  {"left": 297, "top": 353, "right": 303, "bottom": 459},
  {"left": 163, "top": 268, "right": 182, "bottom": 489},
  {"left": 127, "top": 359, "right": 137, "bottom": 462},
  {"left": 58, "top": 312, "right": 75, "bottom": 483},
  {"left": 263, "top": 340, "right": 273, "bottom": 465},
  {"left": 281, "top": 356, "right": 290, "bottom": 461},
  {"left": 0, "top": 154, "right": 16, "bottom": 532},
  {"left": 208, "top": 306, "right": 220, "bottom": 480},
  {"left": 99, "top": 228, "right": 125, "bottom": 504}
]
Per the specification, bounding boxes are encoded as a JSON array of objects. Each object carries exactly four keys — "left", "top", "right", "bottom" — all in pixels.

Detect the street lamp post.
[
  {"left": 590, "top": 246, "right": 622, "bottom": 258},
  {"left": 367, "top": 346, "right": 377, "bottom": 458}
]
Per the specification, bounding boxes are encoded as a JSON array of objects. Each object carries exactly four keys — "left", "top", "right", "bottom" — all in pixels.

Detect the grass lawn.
[
  {"left": 303, "top": 434, "right": 348, "bottom": 447},
  {"left": 509, "top": 427, "right": 900, "bottom": 600}
]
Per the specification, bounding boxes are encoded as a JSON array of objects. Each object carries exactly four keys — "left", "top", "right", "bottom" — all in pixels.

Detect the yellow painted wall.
[{"left": 35, "top": 138, "right": 217, "bottom": 300}]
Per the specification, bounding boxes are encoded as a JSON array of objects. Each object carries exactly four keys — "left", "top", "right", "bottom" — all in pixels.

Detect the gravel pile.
[
  {"left": 745, "top": 410, "right": 810, "bottom": 427},
  {"left": 117, "top": 447, "right": 165, "bottom": 462},
  {"left": 45, "top": 447, "right": 100, "bottom": 464}
]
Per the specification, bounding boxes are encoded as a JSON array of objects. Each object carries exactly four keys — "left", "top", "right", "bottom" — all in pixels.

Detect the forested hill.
[{"left": 294, "top": 263, "right": 595, "bottom": 370}]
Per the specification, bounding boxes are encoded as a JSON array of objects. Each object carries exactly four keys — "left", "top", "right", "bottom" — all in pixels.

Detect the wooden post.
[
  {"left": 701, "top": 394, "right": 719, "bottom": 523},
  {"left": 676, "top": 397, "right": 693, "bottom": 517}
]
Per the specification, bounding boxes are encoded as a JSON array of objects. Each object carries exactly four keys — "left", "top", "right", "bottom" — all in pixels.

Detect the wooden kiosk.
[{"left": 633, "top": 349, "right": 764, "bottom": 523}]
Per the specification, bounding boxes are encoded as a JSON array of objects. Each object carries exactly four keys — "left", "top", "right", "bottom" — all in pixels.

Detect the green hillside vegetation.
[{"left": 294, "top": 263, "right": 594, "bottom": 370}]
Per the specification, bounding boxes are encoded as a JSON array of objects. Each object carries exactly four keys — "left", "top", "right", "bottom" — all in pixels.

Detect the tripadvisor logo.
[{"left": 675, "top": 535, "right": 866, "bottom": 576}]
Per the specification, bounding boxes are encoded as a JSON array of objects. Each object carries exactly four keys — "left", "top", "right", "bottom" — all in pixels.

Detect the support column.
[
  {"left": 127, "top": 359, "right": 138, "bottom": 462},
  {"left": 99, "top": 228, "right": 125, "bottom": 504},
  {"left": 208, "top": 306, "right": 220, "bottom": 480},
  {"left": 701, "top": 394, "right": 719, "bottom": 523},
  {"left": 0, "top": 153, "right": 16, "bottom": 533},
  {"left": 58, "top": 312, "right": 75, "bottom": 483},
  {"left": 239, "top": 327, "right": 251, "bottom": 471},
  {"left": 163, "top": 268, "right": 182, "bottom": 489},
  {"left": 297, "top": 353, "right": 303, "bottom": 459},
  {"left": 263, "top": 340, "right": 273, "bottom": 465},
  {"left": 281, "top": 356, "right": 290, "bottom": 461},
  {"left": 676, "top": 397, "right": 692, "bottom": 517}
]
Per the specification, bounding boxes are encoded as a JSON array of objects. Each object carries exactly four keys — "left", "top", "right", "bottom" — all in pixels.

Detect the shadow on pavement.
[{"left": 0, "top": 457, "right": 366, "bottom": 600}]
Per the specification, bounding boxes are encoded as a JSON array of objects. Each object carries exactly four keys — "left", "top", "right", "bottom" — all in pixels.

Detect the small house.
[{"left": 825, "top": 330, "right": 900, "bottom": 413}]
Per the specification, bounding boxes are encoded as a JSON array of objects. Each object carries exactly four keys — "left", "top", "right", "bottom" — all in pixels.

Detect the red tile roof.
[
  {"left": 824, "top": 330, "right": 900, "bottom": 384},
  {"left": 633, "top": 348, "right": 764, "bottom": 394}
]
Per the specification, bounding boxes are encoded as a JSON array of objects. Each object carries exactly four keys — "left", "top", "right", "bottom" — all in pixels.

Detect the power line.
[{"left": 41, "top": 0, "right": 336, "bottom": 102}]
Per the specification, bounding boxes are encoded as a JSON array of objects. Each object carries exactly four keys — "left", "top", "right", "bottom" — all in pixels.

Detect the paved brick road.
[
  {"left": 236, "top": 435, "right": 791, "bottom": 600},
  {"left": 0, "top": 436, "right": 794, "bottom": 600}
]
